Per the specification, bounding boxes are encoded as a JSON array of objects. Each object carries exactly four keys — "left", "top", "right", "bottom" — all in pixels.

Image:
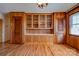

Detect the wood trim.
[
  {"left": 67, "top": 6, "right": 79, "bottom": 16},
  {"left": 26, "top": 13, "right": 52, "bottom": 15},
  {"left": 67, "top": 7, "right": 79, "bottom": 36},
  {"left": 53, "top": 12, "right": 66, "bottom": 44},
  {"left": 5, "top": 12, "right": 26, "bottom": 44},
  {"left": 0, "top": 19, "right": 2, "bottom": 43},
  {"left": 66, "top": 3, "right": 79, "bottom": 13},
  {"left": 66, "top": 6, "right": 79, "bottom": 49},
  {"left": 51, "top": 13, "right": 54, "bottom": 34}
]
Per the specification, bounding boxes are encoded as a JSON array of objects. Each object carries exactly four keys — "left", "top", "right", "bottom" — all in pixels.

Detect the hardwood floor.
[
  {"left": 52, "top": 44, "right": 79, "bottom": 56},
  {"left": 0, "top": 42, "right": 79, "bottom": 56}
]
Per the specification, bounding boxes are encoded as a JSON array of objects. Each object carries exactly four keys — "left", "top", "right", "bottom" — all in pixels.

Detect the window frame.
[{"left": 69, "top": 12, "right": 79, "bottom": 36}]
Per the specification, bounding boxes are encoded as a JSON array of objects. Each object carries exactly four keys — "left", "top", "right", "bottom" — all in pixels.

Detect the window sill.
[{"left": 69, "top": 34, "right": 79, "bottom": 37}]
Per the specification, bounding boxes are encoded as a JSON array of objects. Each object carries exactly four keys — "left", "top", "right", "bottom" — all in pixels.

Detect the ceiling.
[{"left": 0, "top": 3, "right": 77, "bottom": 13}]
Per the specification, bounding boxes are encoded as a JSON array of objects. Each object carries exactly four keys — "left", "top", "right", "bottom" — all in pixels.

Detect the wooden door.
[
  {"left": 11, "top": 16, "right": 22, "bottom": 44},
  {"left": 0, "top": 20, "right": 2, "bottom": 43}
]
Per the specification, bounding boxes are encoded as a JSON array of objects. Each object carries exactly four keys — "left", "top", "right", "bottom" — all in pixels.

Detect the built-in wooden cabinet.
[
  {"left": 24, "top": 34, "right": 54, "bottom": 47},
  {"left": 26, "top": 15, "right": 32, "bottom": 28},
  {"left": 26, "top": 13, "right": 53, "bottom": 34}
]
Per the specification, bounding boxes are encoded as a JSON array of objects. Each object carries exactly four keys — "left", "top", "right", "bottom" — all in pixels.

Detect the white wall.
[{"left": 0, "top": 13, "right": 5, "bottom": 43}]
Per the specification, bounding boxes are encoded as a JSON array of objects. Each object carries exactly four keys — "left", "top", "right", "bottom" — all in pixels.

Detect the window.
[{"left": 70, "top": 12, "right": 79, "bottom": 35}]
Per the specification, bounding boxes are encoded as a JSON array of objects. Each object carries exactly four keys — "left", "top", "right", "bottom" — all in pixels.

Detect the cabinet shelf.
[
  {"left": 26, "top": 14, "right": 53, "bottom": 34},
  {"left": 26, "top": 28, "right": 53, "bottom": 30}
]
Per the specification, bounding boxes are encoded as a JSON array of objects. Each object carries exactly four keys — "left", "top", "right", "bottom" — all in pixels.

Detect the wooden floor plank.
[{"left": 0, "top": 42, "right": 79, "bottom": 56}]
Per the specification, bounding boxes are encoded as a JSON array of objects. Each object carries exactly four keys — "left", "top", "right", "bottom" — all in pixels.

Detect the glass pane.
[
  {"left": 33, "top": 15, "right": 38, "bottom": 24},
  {"left": 70, "top": 25, "right": 79, "bottom": 35},
  {"left": 72, "top": 16, "right": 77, "bottom": 24},
  {"left": 76, "top": 14, "right": 79, "bottom": 23},
  {"left": 40, "top": 15, "right": 45, "bottom": 24},
  {"left": 47, "top": 15, "right": 51, "bottom": 23},
  {"left": 70, "top": 12, "right": 79, "bottom": 24},
  {"left": 70, "top": 12, "right": 79, "bottom": 35}
]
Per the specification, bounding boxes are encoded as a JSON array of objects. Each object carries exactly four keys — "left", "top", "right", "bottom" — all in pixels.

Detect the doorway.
[{"left": 11, "top": 16, "right": 23, "bottom": 44}]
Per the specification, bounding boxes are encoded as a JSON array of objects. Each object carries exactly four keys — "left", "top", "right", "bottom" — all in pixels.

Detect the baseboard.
[{"left": 4, "top": 40, "right": 10, "bottom": 43}]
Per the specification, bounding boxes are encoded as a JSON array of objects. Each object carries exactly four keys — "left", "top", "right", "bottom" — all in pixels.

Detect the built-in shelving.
[
  {"left": 26, "top": 14, "right": 53, "bottom": 34},
  {"left": 26, "top": 15, "right": 32, "bottom": 28}
]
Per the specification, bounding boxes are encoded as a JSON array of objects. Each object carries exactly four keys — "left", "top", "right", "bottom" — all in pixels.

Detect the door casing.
[{"left": 10, "top": 16, "right": 23, "bottom": 44}]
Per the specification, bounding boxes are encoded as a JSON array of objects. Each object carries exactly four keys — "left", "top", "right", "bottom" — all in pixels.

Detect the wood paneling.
[
  {"left": 53, "top": 12, "right": 66, "bottom": 44},
  {"left": 5, "top": 12, "right": 26, "bottom": 44},
  {"left": 5, "top": 12, "right": 54, "bottom": 44},
  {"left": 24, "top": 35, "right": 53, "bottom": 46},
  {"left": 10, "top": 12, "right": 25, "bottom": 44},
  {"left": 11, "top": 16, "right": 22, "bottom": 44},
  {"left": 66, "top": 6, "right": 79, "bottom": 49},
  {"left": 5, "top": 14, "right": 11, "bottom": 42},
  {"left": 0, "top": 20, "right": 2, "bottom": 43},
  {"left": 5, "top": 12, "right": 67, "bottom": 45}
]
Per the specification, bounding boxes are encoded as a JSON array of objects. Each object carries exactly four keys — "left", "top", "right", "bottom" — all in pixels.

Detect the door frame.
[{"left": 9, "top": 12, "right": 25, "bottom": 44}]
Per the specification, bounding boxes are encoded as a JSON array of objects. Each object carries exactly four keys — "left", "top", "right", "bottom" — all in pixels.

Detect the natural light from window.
[{"left": 70, "top": 12, "right": 79, "bottom": 35}]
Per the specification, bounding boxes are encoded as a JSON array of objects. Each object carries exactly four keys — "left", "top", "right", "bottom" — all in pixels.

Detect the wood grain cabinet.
[
  {"left": 26, "top": 13, "right": 54, "bottom": 34},
  {"left": 24, "top": 35, "right": 53, "bottom": 46},
  {"left": 24, "top": 13, "right": 54, "bottom": 45}
]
